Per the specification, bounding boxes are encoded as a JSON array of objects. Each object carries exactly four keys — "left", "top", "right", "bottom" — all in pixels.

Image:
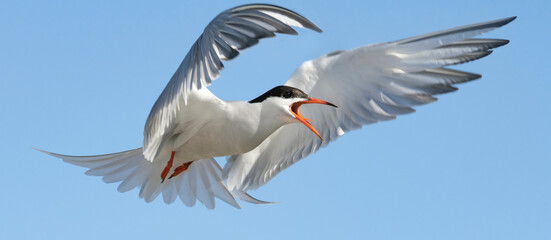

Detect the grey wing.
[
  {"left": 224, "top": 17, "right": 515, "bottom": 199},
  {"left": 143, "top": 4, "right": 321, "bottom": 161}
]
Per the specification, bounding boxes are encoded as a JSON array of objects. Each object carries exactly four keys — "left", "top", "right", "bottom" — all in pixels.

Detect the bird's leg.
[
  {"left": 161, "top": 151, "right": 175, "bottom": 183},
  {"left": 169, "top": 162, "right": 192, "bottom": 179}
]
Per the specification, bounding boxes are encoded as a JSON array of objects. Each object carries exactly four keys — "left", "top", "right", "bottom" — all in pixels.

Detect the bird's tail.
[{"left": 37, "top": 148, "right": 240, "bottom": 209}]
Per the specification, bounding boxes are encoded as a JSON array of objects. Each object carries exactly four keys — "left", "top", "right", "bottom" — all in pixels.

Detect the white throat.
[{"left": 222, "top": 99, "right": 295, "bottom": 153}]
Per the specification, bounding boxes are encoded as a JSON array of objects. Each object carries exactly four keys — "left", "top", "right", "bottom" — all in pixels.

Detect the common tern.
[{"left": 39, "top": 4, "right": 515, "bottom": 209}]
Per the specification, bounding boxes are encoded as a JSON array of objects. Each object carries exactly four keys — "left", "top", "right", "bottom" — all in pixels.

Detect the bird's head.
[{"left": 250, "top": 86, "right": 337, "bottom": 141}]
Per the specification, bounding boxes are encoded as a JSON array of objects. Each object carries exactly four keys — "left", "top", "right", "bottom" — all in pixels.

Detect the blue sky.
[{"left": 1, "top": 0, "right": 549, "bottom": 239}]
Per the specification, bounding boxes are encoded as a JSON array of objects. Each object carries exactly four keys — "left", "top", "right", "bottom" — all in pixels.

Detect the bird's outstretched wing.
[
  {"left": 224, "top": 17, "right": 515, "bottom": 198},
  {"left": 143, "top": 4, "right": 322, "bottom": 161}
]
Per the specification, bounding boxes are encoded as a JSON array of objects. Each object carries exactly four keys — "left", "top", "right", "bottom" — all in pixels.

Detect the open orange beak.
[{"left": 290, "top": 97, "right": 337, "bottom": 141}]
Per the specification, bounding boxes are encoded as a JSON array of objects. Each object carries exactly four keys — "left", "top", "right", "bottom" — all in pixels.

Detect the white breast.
[{"left": 173, "top": 100, "right": 287, "bottom": 162}]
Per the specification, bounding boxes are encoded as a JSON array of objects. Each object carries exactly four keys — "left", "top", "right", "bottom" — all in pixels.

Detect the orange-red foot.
[
  {"left": 161, "top": 151, "right": 175, "bottom": 183},
  {"left": 168, "top": 162, "right": 192, "bottom": 179}
]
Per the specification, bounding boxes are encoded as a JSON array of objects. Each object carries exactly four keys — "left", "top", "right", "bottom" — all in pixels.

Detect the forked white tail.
[{"left": 37, "top": 148, "right": 240, "bottom": 209}]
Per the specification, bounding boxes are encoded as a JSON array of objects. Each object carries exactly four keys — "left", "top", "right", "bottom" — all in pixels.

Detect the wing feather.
[
  {"left": 225, "top": 17, "right": 515, "bottom": 195},
  {"left": 143, "top": 4, "right": 321, "bottom": 161}
]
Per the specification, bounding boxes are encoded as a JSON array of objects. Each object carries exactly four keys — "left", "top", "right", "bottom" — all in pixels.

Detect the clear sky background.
[{"left": 1, "top": 0, "right": 549, "bottom": 239}]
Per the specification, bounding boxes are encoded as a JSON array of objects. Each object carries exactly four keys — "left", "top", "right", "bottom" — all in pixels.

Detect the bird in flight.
[{"left": 39, "top": 4, "right": 515, "bottom": 209}]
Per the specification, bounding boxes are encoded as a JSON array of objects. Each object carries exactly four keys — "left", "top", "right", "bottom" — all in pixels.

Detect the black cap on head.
[{"left": 249, "top": 86, "right": 309, "bottom": 103}]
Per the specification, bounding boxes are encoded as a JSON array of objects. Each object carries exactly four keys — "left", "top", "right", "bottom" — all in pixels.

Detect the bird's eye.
[{"left": 283, "top": 91, "right": 292, "bottom": 98}]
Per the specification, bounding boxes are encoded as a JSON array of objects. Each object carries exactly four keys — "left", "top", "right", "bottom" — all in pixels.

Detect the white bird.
[{"left": 38, "top": 4, "right": 515, "bottom": 209}]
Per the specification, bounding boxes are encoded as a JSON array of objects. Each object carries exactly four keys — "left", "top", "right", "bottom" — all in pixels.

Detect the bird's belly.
[
  {"left": 176, "top": 137, "right": 240, "bottom": 160},
  {"left": 173, "top": 124, "right": 258, "bottom": 161}
]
